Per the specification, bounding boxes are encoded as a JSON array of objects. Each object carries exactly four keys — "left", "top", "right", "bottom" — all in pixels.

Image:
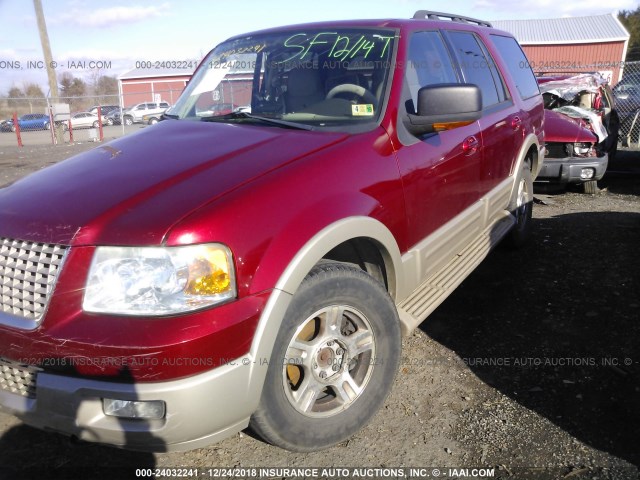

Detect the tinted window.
[
  {"left": 448, "top": 32, "right": 501, "bottom": 108},
  {"left": 490, "top": 35, "right": 539, "bottom": 100},
  {"left": 405, "top": 31, "right": 458, "bottom": 113}
]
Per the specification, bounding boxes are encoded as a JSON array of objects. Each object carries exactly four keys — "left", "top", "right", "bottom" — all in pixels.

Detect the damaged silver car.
[{"left": 537, "top": 74, "right": 619, "bottom": 193}]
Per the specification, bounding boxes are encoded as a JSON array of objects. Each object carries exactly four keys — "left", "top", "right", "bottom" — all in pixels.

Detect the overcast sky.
[{"left": 0, "top": 0, "right": 637, "bottom": 94}]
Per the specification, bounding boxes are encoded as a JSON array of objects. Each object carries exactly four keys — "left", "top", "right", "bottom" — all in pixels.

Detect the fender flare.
[
  {"left": 508, "top": 133, "right": 542, "bottom": 208},
  {"left": 513, "top": 132, "right": 543, "bottom": 182},
  {"left": 243, "top": 216, "right": 403, "bottom": 402}
]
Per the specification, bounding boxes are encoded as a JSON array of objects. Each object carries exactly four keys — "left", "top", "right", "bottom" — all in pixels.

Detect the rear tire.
[
  {"left": 250, "top": 262, "right": 401, "bottom": 452},
  {"left": 124, "top": 116, "right": 133, "bottom": 126},
  {"left": 504, "top": 162, "right": 533, "bottom": 248}
]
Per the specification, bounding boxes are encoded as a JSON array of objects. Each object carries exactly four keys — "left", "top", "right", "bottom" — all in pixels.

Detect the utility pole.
[
  {"left": 33, "top": 0, "right": 63, "bottom": 142},
  {"left": 33, "top": 0, "right": 58, "bottom": 100}
]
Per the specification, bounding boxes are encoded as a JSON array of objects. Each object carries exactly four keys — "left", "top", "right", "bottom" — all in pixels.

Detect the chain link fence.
[
  {"left": 0, "top": 88, "right": 184, "bottom": 147},
  {"left": 612, "top": 61, "right": 640, "bottom": 147},
  {"left": 3, "top": 67, "right": 640, "bottom": 147}
]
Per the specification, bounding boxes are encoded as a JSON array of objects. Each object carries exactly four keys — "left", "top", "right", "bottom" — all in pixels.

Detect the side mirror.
[{"left": 406, "top": 84, "right": 482, "bottom": 136}]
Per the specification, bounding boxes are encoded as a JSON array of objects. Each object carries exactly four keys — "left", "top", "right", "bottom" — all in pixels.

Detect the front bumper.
[
  {"left": 535, "top": 154, "right": 608, "bottom": 184},
  {"left": 0, "top": 285, "right": 295, "bottom": 452},
  {"left": 0, "top": 357, "right": 257, "bottom": 452}
]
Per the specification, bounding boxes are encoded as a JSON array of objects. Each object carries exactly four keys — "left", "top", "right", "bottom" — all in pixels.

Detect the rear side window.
[
  {"left": 447, "top": 31, "right": 504, "bottom": 108},
  {"left": 490, "top": 35, "right": 539, "bottom": 100}
]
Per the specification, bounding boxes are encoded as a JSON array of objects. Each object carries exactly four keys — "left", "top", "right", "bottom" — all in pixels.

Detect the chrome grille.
[
  {"left": 0, "top": 237, "right": 67, "bottom": 323},
  {"left": 0, "top": 359, "right": 38, "bottom": 398}
]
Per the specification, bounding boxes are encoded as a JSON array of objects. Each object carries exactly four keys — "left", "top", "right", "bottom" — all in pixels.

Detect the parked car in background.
[
  {"left": 141, "top": 109, "right": 175, "bottom": 125},
  {"left": 536, "top": 74, "right": 619, "bottom": 193},
  {"left": 6, "top": 113, "right": 52, "bottom": 132},
  {"left": 122, "top": 102, "right": 171, "bottom": 125},
  {"left": 70, "top": 112, "right": 106, "bottom": 129},
  {"left": 195, "top": 103, "right": 238, "bottom": 117},
  {"left": 539, "top": 110, "right": 607, "bottom": 193},
  {"left": 104, "top": 108, "right": 124, "bottom": 126},
  {"left": 611, "top": 73, "right": 640, "bottom": 144},
  {"left": 0, "top": 118, "right": 12, "bottom": 132},
  {"left": 89, "top": 105, "right": 120, "bottom": 117}
]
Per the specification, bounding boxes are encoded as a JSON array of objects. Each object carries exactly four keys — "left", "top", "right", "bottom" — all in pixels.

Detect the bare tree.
[
  {"left": 23, "top": 83, "right": 47, "bottom": 112},
  {"left": 92, "top": 72, "right": 119, "bottom": 105},
  {"left": 59, "top": 72, "right": 88, "bottom": 110}
]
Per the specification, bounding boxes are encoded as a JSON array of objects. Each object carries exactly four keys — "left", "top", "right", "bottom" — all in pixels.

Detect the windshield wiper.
[
  {"left": 162, "top": 112, "right": 179, "bottom": 120},
  {"left": 201, "top": 111, "right": 313, "bottom": 131}
]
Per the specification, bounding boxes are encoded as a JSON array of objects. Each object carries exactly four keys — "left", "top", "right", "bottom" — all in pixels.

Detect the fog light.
[
  {"left": 580, "top": 168, "right": 595, "bottom": 180},
  {"left": 103, "top": 399, "right": 166, "bottom": 419}
]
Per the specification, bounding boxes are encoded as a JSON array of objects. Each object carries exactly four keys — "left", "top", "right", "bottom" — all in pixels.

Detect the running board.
[{"left": 397, "top": 212, "right": 514, "bottom": 335}]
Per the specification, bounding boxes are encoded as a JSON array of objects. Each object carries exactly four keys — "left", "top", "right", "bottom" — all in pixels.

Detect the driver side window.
[{"left": 405, "top": 31, "right": 458, "bottom": 113}]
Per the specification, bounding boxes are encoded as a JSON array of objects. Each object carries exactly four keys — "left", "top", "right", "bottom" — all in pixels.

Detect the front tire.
[{"left": 250, "top": 262, "right": 401, "bottom": 452}]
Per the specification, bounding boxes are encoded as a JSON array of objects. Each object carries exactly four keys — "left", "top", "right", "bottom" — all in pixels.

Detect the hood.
[
  {"left": 544, "top": 109, "right": 597, "bottom": 144},
  {"left": 0, "top": 120, "right": 347, "bottom": 246}
]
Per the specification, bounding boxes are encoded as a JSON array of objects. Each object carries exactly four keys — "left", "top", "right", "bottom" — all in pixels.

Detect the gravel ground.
[{"left": 0, "top": 142, "right": 638, "bottom": 480}]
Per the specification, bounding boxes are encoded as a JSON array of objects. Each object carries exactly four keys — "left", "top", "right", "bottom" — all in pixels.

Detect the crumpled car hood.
[
  {"left": 544, "top": 109, "right": 597, "bottom": 144},
  {"left": 0, "top": 120, "right": 347, "bottom": 246}
]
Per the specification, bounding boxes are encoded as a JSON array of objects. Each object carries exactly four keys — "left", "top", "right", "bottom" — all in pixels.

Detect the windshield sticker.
[
  {"left": 284, "top": 32, "right": 393, "bottom": 62},
  {"left": 351, "top": 104, "right": 375, "bottom": 116},
  {"left": 217, "top": 43, "right": 266, "bottom": 60}
]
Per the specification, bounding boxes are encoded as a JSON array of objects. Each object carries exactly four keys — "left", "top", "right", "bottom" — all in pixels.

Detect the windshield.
[{"left": 170, "top": 28, "right": 397, "bottom": 131}]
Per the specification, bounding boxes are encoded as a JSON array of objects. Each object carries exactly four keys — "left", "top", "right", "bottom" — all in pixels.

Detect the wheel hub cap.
[
  {"left": 313, "top": 341, "right": 345, "bottom": 380},
  {"left": 282, "top": 305, "right": 376, "bottom": 417}
]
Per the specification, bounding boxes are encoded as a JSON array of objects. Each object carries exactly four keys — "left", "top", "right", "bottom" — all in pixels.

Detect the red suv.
[{"left": 0, "top": 11, "right": 543, "bottom": 452}]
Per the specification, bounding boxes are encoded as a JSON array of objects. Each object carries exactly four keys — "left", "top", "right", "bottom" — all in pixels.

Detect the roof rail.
[{"left": 412, "top": 10, "right": 493, "bottom": 28}]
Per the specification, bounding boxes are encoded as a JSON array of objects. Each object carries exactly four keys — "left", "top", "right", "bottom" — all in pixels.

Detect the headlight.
[
  {"left": 572, "top": 143, "right": 592, "bottom": 156},
  {"left": 83, "top": 244, "right": 236, "bottom": 315}
]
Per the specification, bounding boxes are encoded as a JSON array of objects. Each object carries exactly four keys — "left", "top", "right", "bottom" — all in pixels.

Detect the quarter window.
[{"left": 490, "top": 34, "right": 539, "bottom": 100}]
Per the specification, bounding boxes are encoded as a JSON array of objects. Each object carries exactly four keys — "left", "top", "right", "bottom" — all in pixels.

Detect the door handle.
[{"left": 462, "top": 135, "right": 479, "bottom": 155}]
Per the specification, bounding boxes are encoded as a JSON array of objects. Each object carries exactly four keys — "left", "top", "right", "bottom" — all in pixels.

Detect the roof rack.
[{"left": 412, "top": 10, "right": 493, "bottom": 28}]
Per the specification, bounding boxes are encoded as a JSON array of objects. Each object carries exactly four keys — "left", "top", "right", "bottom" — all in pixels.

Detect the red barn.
[
  {"left": 118, "top": 62, "right": 254, "bottom": 108},
  {"left": 118, "top": 68, "right": 192, "bottom": 107},
  {"left": 493, "top": 14, "right": 630, "bottom": 84}
]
